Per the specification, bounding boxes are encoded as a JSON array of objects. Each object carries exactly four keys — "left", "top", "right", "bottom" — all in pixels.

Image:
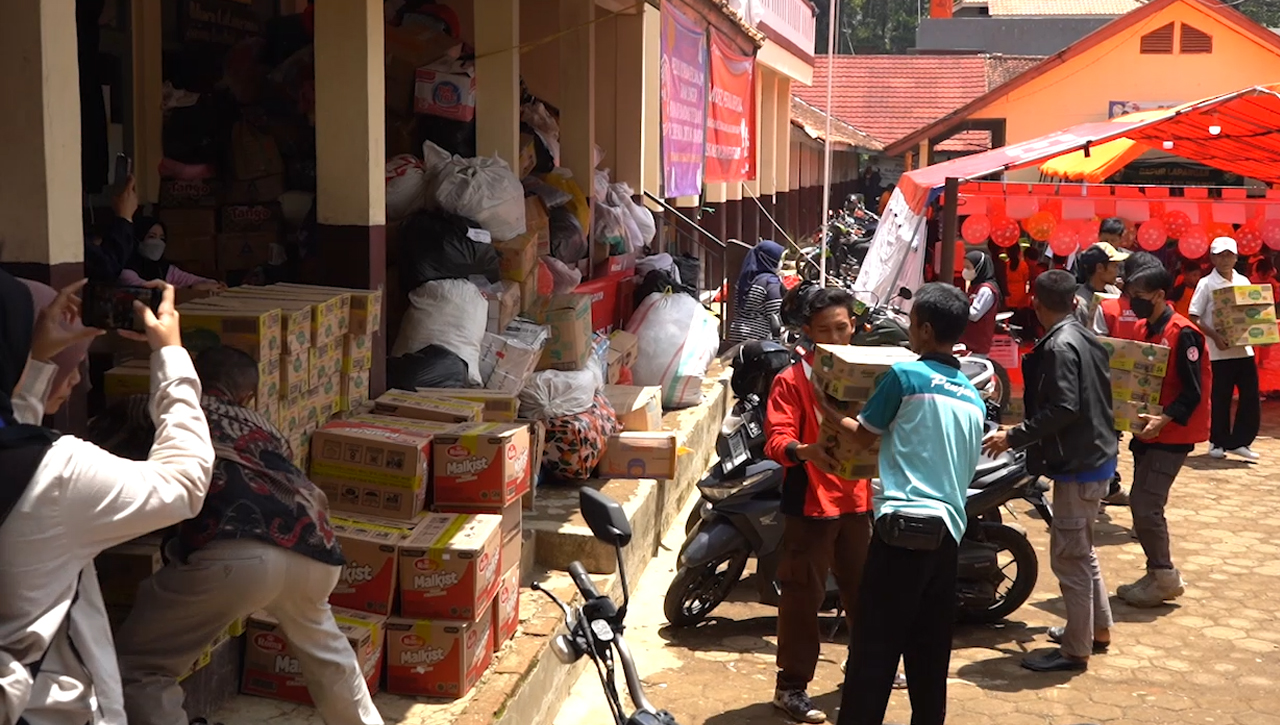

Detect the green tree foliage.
[
  {"left": 814, "top": 0, "right": 920, "bottom": 55},
  {"left": 1233, "top": 0, "right": 1280, "bottom": 28}
]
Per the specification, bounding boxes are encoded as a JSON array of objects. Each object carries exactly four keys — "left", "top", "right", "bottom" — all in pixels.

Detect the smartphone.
[
  {"left": 113, "top": 153, "right": 132, "bottom": 188},
  {"left": 82, "top": 282, "right": 161, "bottom": 333}
]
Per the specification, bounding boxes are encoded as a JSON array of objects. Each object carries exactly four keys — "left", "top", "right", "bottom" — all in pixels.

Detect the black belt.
[{"left": 874, "top": 511, "right": 947, "bottom": 551}]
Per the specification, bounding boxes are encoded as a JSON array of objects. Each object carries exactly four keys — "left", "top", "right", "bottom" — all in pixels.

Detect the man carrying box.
[
  {"left": 763, "top": 288, "right": 875, "bottom": 724},
  {"left": 1188, "top": 237, "right": 1262, "bottom": 461},
  {"left": 984, "top": 271, "right": 1116, "bottom": 672},
  {"left": 1119, "top": 265, "right": 1210, "bottom": 607}
]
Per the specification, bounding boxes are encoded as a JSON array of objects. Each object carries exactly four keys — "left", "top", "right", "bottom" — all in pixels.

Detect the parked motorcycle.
[{"left": 534, "top": 488, "right": 680, "bottom": 725}]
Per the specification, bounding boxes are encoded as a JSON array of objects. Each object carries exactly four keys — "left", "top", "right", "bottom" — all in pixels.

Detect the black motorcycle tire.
[
  {"left": 964, "top": 522, "right": 1038, "bottom": 625},
  {"left": 664, "top": 550, "right": 750, "bottom": 627}
]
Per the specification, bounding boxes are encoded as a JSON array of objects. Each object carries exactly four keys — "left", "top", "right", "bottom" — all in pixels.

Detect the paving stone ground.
[{"left": 553, "top": 401, "right": 1280, "bottom": 725}]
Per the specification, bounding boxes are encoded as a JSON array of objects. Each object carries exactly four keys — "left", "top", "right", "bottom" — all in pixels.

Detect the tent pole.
[{"left": 939, "top": 177, "right": 960, "bottom": 284}]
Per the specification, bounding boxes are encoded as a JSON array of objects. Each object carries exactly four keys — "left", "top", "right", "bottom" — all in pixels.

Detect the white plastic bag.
[
  {"left": 392, "top": 279, "right": 488, "bottom": 385},
  {"left": 520, "top": 101, "right": 560, "bottom": 167},
  {"left": 635, "top": 253, "right": 681, "bottom": 286},
  {"left": 608, "top": 182, "right": 655, "bottom": 246},
  {"left": 386, "top": 155, "right": 427, "bottom": 221},
  {"left": 593, "top": 169, "right": 610, "bottom": 204},
  {"left": 541, "top": 255, "right": 582, "bottom": 294},
  {"left": 432, "top": 155, "right": 527, "bottom": 241},
  {"left": 626, "top": 292, "right": 719, "bottom": 409},
  {"left": 421, "top": 140, "right": 452, "bottom": 181},
  {"left": 518, "top": 368, "right": 599, "bottom": 419}
]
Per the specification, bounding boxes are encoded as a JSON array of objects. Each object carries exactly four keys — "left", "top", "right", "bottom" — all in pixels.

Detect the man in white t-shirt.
[{"left": 1187, "top": 237, "right": 1262, "bottom": 461}]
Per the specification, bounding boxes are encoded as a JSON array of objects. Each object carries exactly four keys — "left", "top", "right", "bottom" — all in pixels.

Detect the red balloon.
[
  {"left": 1261, "top": 219, "right": 1280, "bottom": 251},
  {"left": 1206, "top": 221, "right": 1234, "bottom": 240},
  {"left": 961, "top": 214, "right": 991, "bottom": 245},
  {"left": 991, "top": 215, "right": 1021, "bottom": 248},
  {"left": 1137, "top": 219, "right": 1168, "bottom": 251},
  {"left": 1049, "top": 224, "right": 1079, "bottom": 257},
  {"left": 1022, "top": 211, "right": 1057, "bottom": 242},
  {"left": 1237, "top": 222, "right": 1263, "bottom": 255},
  {"left": 1178, "top": 225, "right": 1210, "bottom": 259},
  {"left": 1163, "top": 210, "right": 1192, "bottom": 240}
]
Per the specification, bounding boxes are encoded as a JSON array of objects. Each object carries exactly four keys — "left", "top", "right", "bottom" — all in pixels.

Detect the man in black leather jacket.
[{"left": 984, "top": 270, "right": 1117, "bottom": 673}]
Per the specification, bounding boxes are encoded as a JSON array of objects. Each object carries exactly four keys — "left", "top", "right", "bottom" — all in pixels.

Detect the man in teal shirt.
[{"left": 824, "top": 282, "right": 985, "bottom": 725}]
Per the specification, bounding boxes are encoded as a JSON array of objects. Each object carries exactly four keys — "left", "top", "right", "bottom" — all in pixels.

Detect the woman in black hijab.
[{"left": 959, "top": 249, "right": 1003, "bottom": 357}]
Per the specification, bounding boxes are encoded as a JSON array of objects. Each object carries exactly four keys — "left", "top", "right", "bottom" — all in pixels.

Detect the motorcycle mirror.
[
  {"left": 898, "top": 287, "right": 913, "bottom": 301},
  {"left": 579, "top": 487, "right": 633, "bottom": 548}
]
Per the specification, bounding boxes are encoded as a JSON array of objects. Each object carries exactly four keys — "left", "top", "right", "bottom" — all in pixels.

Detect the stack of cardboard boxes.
[
  {"left": 157, "top": 179, "right": 221, "bottom": 281},
  {"left": 1212, "top": 284, "right": 1279, "bottom": 347},
  {"left": 809, "top": 345, "right": 920, "bottom": 479},
  {"left": 155, "top": 170, "right": 285, "bottom": 283},
  {"left": 598, "top": 384, "right": 678, "bottom": 479},
  {"left": 1100, "top": 336, "right": 1171, "bottom": 433}
]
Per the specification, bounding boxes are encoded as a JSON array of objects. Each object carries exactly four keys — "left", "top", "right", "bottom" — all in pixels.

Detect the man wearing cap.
[{"left": 1188, "top": 237, "right": 1262, "bottom": 461}]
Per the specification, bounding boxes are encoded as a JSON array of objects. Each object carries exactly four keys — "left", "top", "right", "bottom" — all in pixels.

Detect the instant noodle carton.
[
  {"left": 493, "top": 564, "right": 520, "bottom": 653},
  {"left": 343, "top": 333, "right": 374, "bottom": 373},
  {"left": 241, "top": 607, "right": 385, "bottom": 704},
  {"left": 208, "top": 291, "right": 313, "bottom": 352},
  {"left": 329, "top": 513, "right": 428, "bottom": 615},
  {"left": 274, "top": 283, "right": 383, "bottom": 335},
  {"left": 1099, "top": 336, "right": 1170, "bottom": 377},
  {"left": 398, "top": 513, "right": 502, "bottom": 619},
  {"left": 1110, "top": 368, "right": 1163, "bottom": 406},
  {"left": 1212, "top": 284, "right": 1275, "bottom": 307},
  {"left": 178, "top": 304, "right": 282, "bottom": 360},
  {"left": 431, "top": 423, "right": 532, "bottom": 507},
  {"left": 1114, "top": 400, "right": 1165, "bottom": 434},
  {"left": 814, "top": 419, "right": 880, "bottom": 479},
  {"left": 812, "top": 345, "right": 918, "bottom": 402},
  {"left": 385, "top": 606, "right": 493, "bottom": 698},
  {"left": 373, "top": 390, "right": 485, "bottom": 424},
  {"left": 1211, "top": 290, "right": 1279, "bottom": 347}
]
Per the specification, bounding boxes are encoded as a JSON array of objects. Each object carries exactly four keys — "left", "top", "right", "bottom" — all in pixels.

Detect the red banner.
[{"left": 704, "top": 32, "right": 755, "bottom": 184}]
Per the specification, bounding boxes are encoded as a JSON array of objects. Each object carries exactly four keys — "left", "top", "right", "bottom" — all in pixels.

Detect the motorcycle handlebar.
[{"left": 568, "top": 561, "right": 601, "bottom": 600}]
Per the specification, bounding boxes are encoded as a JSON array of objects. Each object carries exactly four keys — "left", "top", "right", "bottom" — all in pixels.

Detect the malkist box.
[
  {"left": 435, "top": 498, "right": 523, "bottom": 545},
  {"left": 812, "top": 345, "right": 918, "bottom": 402},
  {"left": 814, "top": 419, "right": 879, "bottom": 480},
  {"left": 374, "top": 390, "right": 485, "bottom": 424},
  {"left": 343, "top": 333, "right": 375, "bottom": 373},
  {"left": 273, "top": 283, "right": 383, "bottom": 335},
  {"left": 179, "top": 304, "right": 282, "bottom": 361},
  {"left": 493, "top": 564, "right": 520, "bottom": 653},
  {"left": 1212, "top": 284, "right": 1275, "bottom": 307},
  {"left": 1110, "top": 368, "right": 1163, "bottom": 406},
  {"left": 398, "top": 513, "right": 502, "bottom": 619},
  {"left": 1114, "top": 400, "right": 1165, "bottom": 434},
  {"left": 598, "top": 432, "right": 680, "bottom": 480},
  {"left": 309, "top": 420, "right": 435, "bottom": 520},
  {"left": 603, "top": 385, "right": 663, "bottom": 432},
  {"left": 385, "top": 608, "right": 493, "bottom": 699},
  {"left": 413, "top": 388, "right": 521, "bottom": 423},
  {"left": 241, "top": 607, "right": 385, "bottom": 705},
  {"left": 329, "top": 513, "right": 427, "bottom": 615},
  {"left": 1099, "top": 336, "right": 1171, "bottom": 377},
  {"left": 432, "top": 423, "right": 532, "bottom": 508}
]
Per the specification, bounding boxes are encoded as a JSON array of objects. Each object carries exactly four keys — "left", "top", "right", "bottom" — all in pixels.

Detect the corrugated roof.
[
  {"left": 789, "top": 97, "right": 885, "bottom": 151},
  {"left": 956, "top": 0, "right": 1144, "bottom": 15}
]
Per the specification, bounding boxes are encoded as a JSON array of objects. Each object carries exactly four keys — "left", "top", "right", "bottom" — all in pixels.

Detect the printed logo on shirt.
[{"left": 1188, "top": 346, "right": 1200, "bottom": 363}]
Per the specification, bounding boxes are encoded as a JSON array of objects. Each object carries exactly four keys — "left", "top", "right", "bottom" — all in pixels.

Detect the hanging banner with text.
[
  {"left": 705, "top": 32, "right": 756, "bottom": 184},
  {"left": 660, "top": 6, "right": 708, "bottom": 198}
]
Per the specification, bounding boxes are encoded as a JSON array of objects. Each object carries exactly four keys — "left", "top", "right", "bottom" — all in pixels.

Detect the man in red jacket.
[{"left": 765, "top": 287, "right": 874, "bottom": 723}]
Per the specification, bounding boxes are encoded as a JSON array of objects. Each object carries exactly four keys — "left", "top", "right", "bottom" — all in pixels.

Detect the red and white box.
[
  {"left": 398, "top": 513, "right": 502, "bottom": 619},
  {"left": 240, "top": 607, "right": 385, "bottom": 704},
  {"left": 328, "top": 513, "right": 427, "bottom": 615},
  {"left": 493, "top": 564, "right": 520, "bottom": 653},
  {"left": 432, "top": 423, "right": 531, "bottom": 508},
  {"left": 385, "top": 606, "right": 493, "bottom": 699}
]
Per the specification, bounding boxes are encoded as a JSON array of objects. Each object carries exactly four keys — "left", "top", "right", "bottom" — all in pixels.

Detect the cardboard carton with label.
[
  {"left": 398, "top": 513, "right": 502, "bottom": 619},
  {"left": 329, "top": 514, "right": 428, "bottom": 615},
  {"left": 384, "top": 608, "right": 493, "bottom": 698},
  {"left": 812, "top": 345, "right": 918, "bottom": 402},
  {"left": 373, "top": 390, "right": 485, "bottom": 424},
  {"left": 241, "top": 607, "right": 385, "bottom": 704},
  {"left": 309, "top": 421, "right": 435, "bottom": 520},
  {"left": 431, "top": 423, "right": 532, "bottom": 508},
  {"left": 603, "top": 385, "right": 663, "bottom": 432},
  {"left": 598, "top": 432, "right": 680, "bottom": 479},
  {"left": 1098, "top": 336, "right": 1171, "bottom": 376}
]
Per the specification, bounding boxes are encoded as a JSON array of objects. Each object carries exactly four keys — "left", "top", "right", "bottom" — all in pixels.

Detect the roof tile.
[{"left": 986, "top": 0, "right": 1144, "bottom": 16}]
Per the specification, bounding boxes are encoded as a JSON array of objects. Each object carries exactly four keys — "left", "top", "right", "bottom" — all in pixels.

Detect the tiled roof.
[
  {"left": 985, "top": 54, "right": 1044, "bottom": 87},
  {"left": 796, "top": 54, "right": 1042, "bottom": 152},
  {"left": 790, "top": 97, "right": 885, "bottom": 151},
  {"left": 956, "top": 0, "right": 1144, "bottom": 15}
]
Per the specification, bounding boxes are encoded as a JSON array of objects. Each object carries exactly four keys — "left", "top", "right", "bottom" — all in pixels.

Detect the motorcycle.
[{"left": 534, "top": 488, "right": 680, "bottom": 725}]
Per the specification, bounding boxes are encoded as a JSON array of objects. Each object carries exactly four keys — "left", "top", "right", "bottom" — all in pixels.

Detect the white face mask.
[
  {"left": 139, "top": 238, "right": 166, "bottom": 261},
  {"left": 962, "top": 268, "right": 977, "bottom": 282}
]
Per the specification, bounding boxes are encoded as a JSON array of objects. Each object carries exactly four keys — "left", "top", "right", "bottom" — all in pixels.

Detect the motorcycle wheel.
[
  {"left": 664, "top": 550, "right": 749, "bottom": 627},
  {"left": 964, "top": 522, "right": 1038, "bottom": 625},
  {"left": 988, "top": 360, "right": 1013, "bottom": 420}
]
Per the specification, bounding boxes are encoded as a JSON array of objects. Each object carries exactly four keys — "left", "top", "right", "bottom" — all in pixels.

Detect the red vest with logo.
[
  {"left": 1135, "top": 310, "right": 1211, "bottom": 446},
  {"left": 1101, "top": 296, "right": 1142, "bottom": 340},
  {"left": 960, "top": 281, "right": 999, "bottom": 355}
]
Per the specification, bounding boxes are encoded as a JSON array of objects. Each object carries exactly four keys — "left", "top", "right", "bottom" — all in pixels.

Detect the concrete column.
[
  {"left": 475, "top": 0, "right": 521, "bottom": 167},
  {"left": 313, "top": 0, "right": 387, "bottom": 395},
  {"left": 129, "top": 0, "right": 163, "bottom": 205},
  {"left": 0, "top": 0, "right": 83, "bottom": 286},
  {"left": 560, "top": 0, "right": 596, "bottom": 265},
  {"left": 756, "top": 68, "right": 778, "bottom": 241},
  {"left": 639, "top": 3, "right": 662, "bottom": 204}
]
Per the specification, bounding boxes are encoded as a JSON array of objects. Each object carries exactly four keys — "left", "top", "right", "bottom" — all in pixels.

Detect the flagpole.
[{"left": 819, "top": 0, "right": 838, "bottom": 287}]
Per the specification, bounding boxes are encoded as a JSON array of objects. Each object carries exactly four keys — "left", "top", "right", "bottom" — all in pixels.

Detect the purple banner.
[{"left": 660, "top": 6, "right": 707, "bottom": 199}]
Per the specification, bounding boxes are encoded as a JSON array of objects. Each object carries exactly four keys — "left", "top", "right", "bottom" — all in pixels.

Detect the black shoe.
[
  {"left": 1021, "top": 649, "right": 1088, "bottom": 672},
  {"left": 1046, "top": 626, "right": 1109, "bottom": 654}
]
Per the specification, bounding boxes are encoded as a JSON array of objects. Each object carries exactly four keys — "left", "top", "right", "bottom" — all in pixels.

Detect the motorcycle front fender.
[{"left": 679, "top": 520, "right": 753, "bottom": 570}]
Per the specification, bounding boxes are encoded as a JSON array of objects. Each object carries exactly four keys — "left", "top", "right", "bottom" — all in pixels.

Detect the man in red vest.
[{"left": 1118, "top": 265, "right": 1211, "bottom": 607}]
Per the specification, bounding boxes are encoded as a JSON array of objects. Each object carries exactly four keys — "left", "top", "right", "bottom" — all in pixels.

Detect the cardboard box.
[
  {"left": 1222, "top": 321, "right": 1280, "bottom": 347},
  {"left": 309, "top": 339, "right": 343, "bottom": 390},
  {"left": 414, "top": 59, "right": 477, "bottom": 121},
  {"left": 160, "top": 178, "right": 221, "bottom": 207},
  {"left": 1099, "top": 336, "right": 1171, "bottom": 377},
  {"left": 480, "top": 332, "right": 544, "bottom": 395},
  {"left": 603, "top": 385, "right": 663, "bottom": 432},
  {"left": 226, "top": 174, "right": 285, "bottom": 205},
  {"left": 374, "top": 390, "right": 485, "bottom": 424},
  {"left": 413, "top": 388, "right": 521, "bottom": 423},
  {"left": 536, "top": 294, "right": 593, "bottom": 371},
  {"left": 259, "top": 288, "right": 351, "bottom": 343},
  {"left": 241, "top": 608, "right": 385, "bottom": 704},
  {"left": 484, "top": 281, "right": 522, "bottom": 335},
  {"left": 165, "top": 236, "right": 219, "bottom": 268},
  {"left": 432, "top": 423, "right": 532, "bottom": 508},
  {"left": 341, "top": 370, "right": 371, "bottom": 412},
  {"left": 1213, "top": 304, "right": 1279, "bottom": 347},
  {"left": 574, "top": 272, "right": 632, "bottom": 336},
  {"left": 1110, "top": 368, "right": 1163, "bottom": 406},
  {"left": 95, "top": 535, "right": 163, "bottom": 607},
  {"left": 385, "top": 608, "right": 493, "bottom": 698},
  {"left": 814, "top": 419, "right": 880, "bottom": 479},
  {"left": 221, "top": 203, "right": 282, "bottom": 234},
  {"left": 281, "top": 349, "right": 309, "bottom": 399},
  {"left": 501, "top": 527, "right": 522, "bottom": 573},
  {"left": 493, "top": 564, "right": 520, "bottom": 653},
  {"left": 179, "top": 304, "right": 282, "bottom": 360},
  {"left": 598, "top": 432, "right": 679, "bottom": 479},
  {"left": 398, "top": 513, "right": 502, "bottom": 619},
  {"left": 230, "top": 121, "right": 284, "bottom": 181},
  {"left": 347, "top": 414, "right": 461, "bottom": 437},
  {"left": 384, "top": 23, "right": 463, "bottom": 117},
  {"left": 273, "top": 283, "right": 383, "bottom": 335},
  {"left": 1212, "top": 284, "right": 1275, "bottom": 307},
  {"left": 329, "top": 514, "right": 427, "bottom": 615},
  {"left": 518, "top": 133, "right": 537, "bottom": 178},
  {"left": 609, "top": 330, "right": 639, "bottom": 367},
  {"left": 254, "top": 356, "right": 282, "bottom": 403},
  {"left": 343, "top": 333, "right": 375, "bottom": 373},
  {"left": 216, "top": 231, "right": 275, "bottom": 271},
  {"left": 205, "top": 292, "right": 313, "bottom": 352},
  {"left": 812, "top": 345, "right": 918, "bottom": 402},
  {"left": 525, "top": 196, "right": 551, "bottom": 257},
  {"left": 435, "top": 498, "right": 523, "bottom": 544},
  {"left": 518, "top": 269, "right": 542, "bottom": 315},
  {"left": 1114, "top": 400, "right": 1165, "bottom": 434},
  {"left": 159, "top": 208, "right": 218, "bottom": 240},
  {"left": 103, "top": 361, "right": 151, "bottom": 403},
  {"left": 309, "top": 421, "right": 435, "bottom": 520},
  {"left": 495, "top": 234, "right": 538, "bottom": 282}
]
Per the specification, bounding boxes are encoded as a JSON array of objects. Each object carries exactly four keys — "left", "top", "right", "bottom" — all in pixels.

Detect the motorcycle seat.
[{"left": 971, "top": 451, "right": 1016, "bottom": 488}]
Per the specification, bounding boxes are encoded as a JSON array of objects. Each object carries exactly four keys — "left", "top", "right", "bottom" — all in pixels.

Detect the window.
[
  {"left": 1140, "top": 22, "right": 1175, "bottom": 54},
  {"left": 1180, "top": 24, "right": 1213, "bottom": 54}
]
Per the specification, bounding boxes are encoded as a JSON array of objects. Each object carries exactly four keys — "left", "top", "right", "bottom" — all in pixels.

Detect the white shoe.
[
  {"left": 1121, "top": 568, "right": 1185, "bottom": 607},
  {"left": 1228, "top": 446, "right": 1261, "bottom": 461},
  {"left": 773, "top": 689, "right": 826, "bottom": 723},
  {"left": 1208, "top": 446, "right": 1226, "bottom": 459}
]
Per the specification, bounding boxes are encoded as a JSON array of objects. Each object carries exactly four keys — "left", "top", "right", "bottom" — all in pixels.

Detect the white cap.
[{"left": 1210, "top": 237, "right": 1238, "bottom": 255}]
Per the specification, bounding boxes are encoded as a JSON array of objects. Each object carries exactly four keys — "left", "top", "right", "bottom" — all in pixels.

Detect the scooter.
[{"left": 534, "top": 488, "right": 680, "bottom": 725}]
